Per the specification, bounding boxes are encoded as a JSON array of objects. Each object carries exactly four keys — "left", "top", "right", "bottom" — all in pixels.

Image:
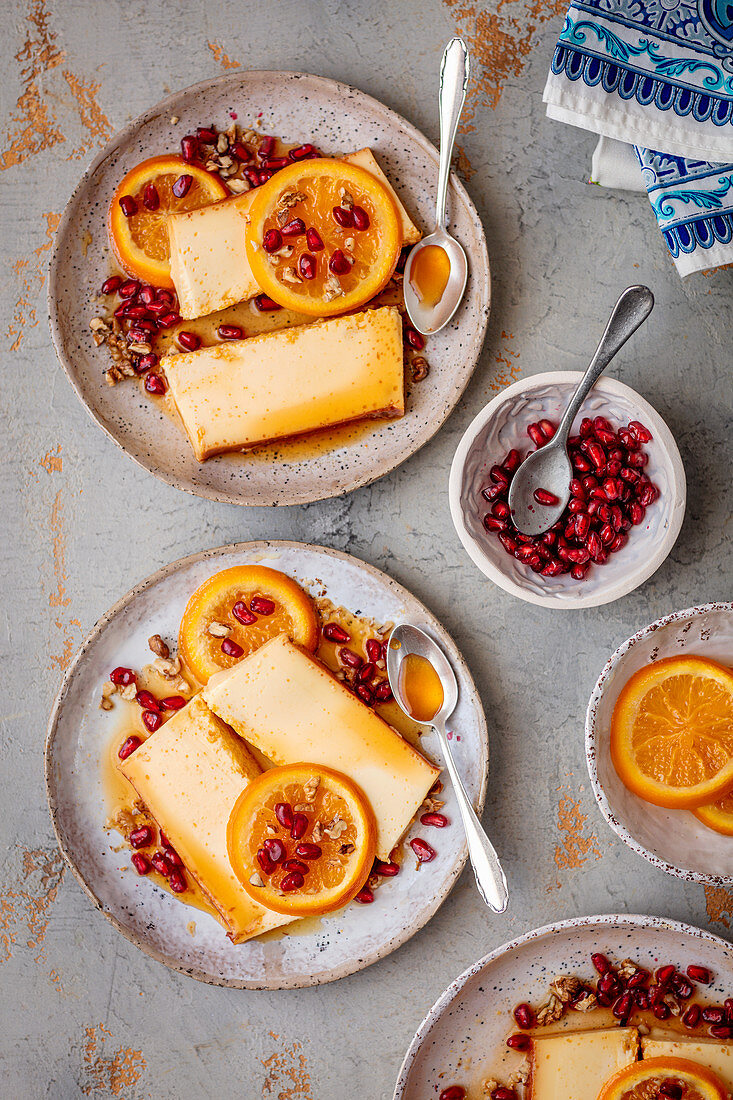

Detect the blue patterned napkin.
[{"left": 543, "top": 0, "right": 733, "bottom": 274}]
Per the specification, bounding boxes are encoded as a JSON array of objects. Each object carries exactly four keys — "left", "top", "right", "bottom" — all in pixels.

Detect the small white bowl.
[
  {"left": 448, "top": 371, "right": 686, "bottom": 608},
  {"left": 586, "top": 603, "right": 733, "bottom": 885}
]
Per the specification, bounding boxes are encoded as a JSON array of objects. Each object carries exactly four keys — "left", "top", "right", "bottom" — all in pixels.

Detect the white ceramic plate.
[
  {"left": 587, "top": 603, "right": 733, "bottom": 885},
  {"left": 394, "top": 914, "right": 733, "bottom": 1099},
  {"left": 449, "top": 372, "right": 686, "bottom": 608},
  {"left": 47, "top": 70, "right": 491, "bottom": 506},
  {"left": 45, "top": 541, "right": 488, "bottom": 989}
]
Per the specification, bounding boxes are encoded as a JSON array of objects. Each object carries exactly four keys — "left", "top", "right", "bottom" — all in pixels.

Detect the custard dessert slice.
[
  {"left": 203, "top": 634, "right": 441, "bottom": 861},
  {"left": 118, "top": 694, "right": 296, "bottom": 942},
  {"left": 529, "top": 1027, "right": 639, "bottom": 1100},
  {"left": 641, "top": 1035, "right": 733, "bottom": 1090},
  {"left": 163, "top": 306, "right": 404, "bottom": 462},
  {"left": 167, "top": 148, "right": 420, "bottom": 319}
]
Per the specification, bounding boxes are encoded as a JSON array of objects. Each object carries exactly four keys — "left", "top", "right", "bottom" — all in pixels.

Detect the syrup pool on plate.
[
  {"left": 399, "top": 653, "right": 444, "bottom": 723},
  {"left": 409, "top": 243, "right": 451, "bottom": 309}
]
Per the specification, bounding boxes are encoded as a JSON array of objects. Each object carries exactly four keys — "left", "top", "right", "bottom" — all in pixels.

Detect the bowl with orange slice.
[{"left": 586, "top": 603, "right": 733, "bottom": 884}]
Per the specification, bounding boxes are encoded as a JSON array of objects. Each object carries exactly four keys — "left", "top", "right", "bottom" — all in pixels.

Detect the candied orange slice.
[
  {"left": 610, "top": 655, "right": 733, "bottom": 809},
  {"left": 244, "top": 158, "right": 401, "bottom": 316},
  {"left": 178, "top": 565, "right": 318, "bottom": 685},
  {"left": 109, "top": 155, "right": 228, "bottom": 286},
  {"left": 227, "top": 763, "right": 376, "bottom": 916},
  {"left": 597, "top": 1056, "right": 727, "bottom": 1100},
  {"left": 694, "top": 786, "right": 733, "bottom": 834}
]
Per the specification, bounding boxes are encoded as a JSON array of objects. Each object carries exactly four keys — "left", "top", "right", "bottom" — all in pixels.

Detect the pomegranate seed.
[
  {"left": 221, "top": 638, "right": 244, "bottom": 658},
  {"left": 177, "top": 331, "right": 201, "bottom": 352},
  {"left": 263, "top": 838, "right": 285, "bottom": 863},
  {"left": 169, "top": 868, "right": 187, "bottom": 893},
  {"left": 275, "top": 803, "right": 293, "bottom": 829},
  {"left": 232, "top": 600, "right": 257, "bottom": 625},
  {"left": 263, "top": 228, "right": 283, "bottom": 252},
  {"left": 110, "top": 666, "right": 136, "bottom": 686},
  {"left": 118, "top": 280, "right": 140, "bottom": 299},
  {"left": 142, "top": 182, "right": 160, "bottom": 211},
  {"left": 332, "top": 205, "right": 354, "bottom": 227},
  {"left": 135, "top": 689, "right": 160, "bottom": 712},
  {"left": 131, "top": 852, "right": 150, "bottom": 875},
  {"left": 656, "top": 964, "right": 676, "bottom": 985},
  {"left": 258, "top": 136, "right": 275, "bottom": 158},
  {"left": 634, "top": 989, "right": 650, "bottom": 1009},
  {"left": 374, "top": 860, "right": 399, "bottom": 877},
  {"left": 196, "top": 126, "right": 217, "bottom": 142},
  {"left": 119, "top": 195, "right": 137, "bottom": 217},
  {"left": 365, "top": 638, "right": 382, "bottom": 662},
  {"left": 568, "top": 498, "right": 585, "bottom": 514},
  {"left": 323, "top": 622, "right": 350, "bottom": 644},
  {"left": 306, "top": 227, "right": 324, "bottom": 251},
  {"left": 356, "top": 661, "right": 376, "bottom": 683},
  {"left": 702, "top": 1006, "right": 725, "bottom": 1024},
  {"left": 484, "top": 515, "right": 508, "bottom": 532},
  {"left": 295, "top": 843, "right": 322, "bottom": 860},
  {"left": 579, "top": 417, "right": 594, "bottom": 437},
  {"left": 652, "top": 1002, "right": 671, "bottom": 1020},
  {"left": 263, "top": 156, "right": 290, "bottom": 170},
  {"left": 586, "top": 442, "right": 606, "bottom": 469},
  {"left": 299, "top": 252, "right": 316, "bottom": 279},
  {"left": 439, "top": 1089, "right": 466, "bottom": 1100},
  {"left": 612, "top": 992, "right": 632, "bottom": 1019},
  {"left": 355, "top": 886, "right": 374, "bottom": 903},
  {"left": 625, "top": 967, "right": 649, "bottom": 988},
  {"left": 711, "top": 1024, "right": 733, "bottom": 1039},
  {"left": 492, "top": 500, "right": 510, "bottom": 520},
  {"left": 574, "top": 514, "right": 590, "bottom": 541},
  {"left": 282, "top": 859, "right": 309, "bottom": 875},
  {"left": 250, "top": 595, "right": 275, "bottom": 616},
  {"left": 281, "top": 871, "right": 304, "bottom": 892},
  {"left": 533, "top": 488, "right": 559, "bottom": 506},
  {"left": 157, "top": 311, "right": 180, "bottom": 329},
  {"left": 572, "top": 453, "right": 592, "bottom": 472},
  {"left": 289, "top": 143, "right": 316, "bottom": 160},
  {"left": 569, "top": 479, "right": 585, "bottom": 497},
  {"left": 599, "top": 523, "right": 615, "bottom": 545},
  {"left": 506, "top": 1033, "right": 530, "bottom": 1051},
  {"left": 687, "top": 964, "right": 713, "bottom": 984},
  {"left": 592, "top": 953, "right": 612, "bottom": 974},
  {"left": 658, "top": 1087, "right": 682, "bottom": 1099},
  {"left": 254, "top": 294, "right": 282, "bottom": 312},
  {"left": 144, "top": 373, "right": 167, "bottom": 395},
  {"left": 410, "top": 838, "right": 436, "bottom": 862},
  {"left": 291, "top": 813, "right": 308, "bottom": 840},
  {"left": 257, "top": 847, "right": 276, "bottom": 876},
  {"left": 599, "top": 972, "right": 620, "bottom": 996},
  {"left": 329, "top": 249, "right": 351, "bottom": 275},
  {"left": 339, "top": 647, "right": 362, "bottom": 669},
  {"left": 726, "top": 998, "right": 733, "bottom": 1021},
  {"left": 180, "top": 135, "right": 198, "bottom": 162},
  {"left": 118, "top": 736, "right": 141, "bottom": 760},
  {"left": 629, "top": 420, "right": 652, "bottom": 443},
  {"left": 638, "top": 483, "right": 658, "bottom": 506},
  {"left": 172, "top": 174, "right": 193, "bottom": 198},
  {"left": 142, "top": 710, "right": 162, "bottom": 732},
  {"left": 280, "top": 217, "right": 305, "bottom": 237},
  {"left": 374, "top": 681, "right": 393, "bottom": 703},
  {"left": 482, "top": 484, "right": 502, "bottom": 501},
  {"left": 490, "top": 464, "right": 509, "bottom": 485},
  {"left": 420, "top": 812, "right": 449, "bottom": 827},
  {"left": 595, "top": 427, "right": 616, "bottom": 446},
  {"left": 527, "top": 423, "right": 546, "bottom": 447},
  {"left": 538, "top": 418, "right": 556, "bottom": 439},
  {"left": 164, "top": 845, "right": 183, "bottom": 869},
  {"left": 101, "top": 275, "right": 122, "bottom": 294},
  {"left": 596, "top": 991, "right": 613, "bottom": 1007},
  {"left": 491, "top": 1090, "right": 517, "bottom": 1100},
  {"left": 244, "top": 167, "right": 262, "bottom": 187},
  {"left": 151, "top": 851, "right": 170, "bottom": 876},
  {"left": 513, "top": 1003, "right": 535, "bottom": 1029},
  {"left": 217, "top": 324, "right": 243, "bottom": 340},
  {"left": 356, "top": 683, "right": 374, "bottom": 705},
  {"left": 161, "top": 695, "right": 186, "bottom": 710},
  {"left": 683, "top": 1004, "right": 701, "bottom": 1028},
  {"left": 351, "top": 205, "right": 370, "bottom": 230},
  {"left": 129, "top": 826, "right": 153, "bottom": 849}
]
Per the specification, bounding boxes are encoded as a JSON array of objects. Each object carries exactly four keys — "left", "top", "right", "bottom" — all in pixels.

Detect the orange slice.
[
  {"left": 610, "top": 655, "right": 733, "bottom": 809},
  {"left": 227, "top": 763, "right": 376, "bottom": 916},
  {"left": 178, "top": 565, "right": 318, "bottom": 685},
  {"left": 694, "top": 787, "right": 733, "bottom": 834},
  {"left": 109, "top": 155, "right": 228, "bottom": 286},
  {"left": 244, "top": 158, "right": 401, "bottom": 316},
  {"left": 597, "top": 1056, "right": 727, "bottom": 1100}
]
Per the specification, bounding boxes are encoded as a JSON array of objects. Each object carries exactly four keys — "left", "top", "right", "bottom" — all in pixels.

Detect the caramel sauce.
[
  {"left": 398, "top": 653, "right": 443, "bottom": 723},
  {"left": 409, "top": 244, "right": 450, "bottom": 308}
]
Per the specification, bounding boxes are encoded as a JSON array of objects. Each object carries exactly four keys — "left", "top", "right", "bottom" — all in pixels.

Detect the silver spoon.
[
  {"left": 387, "top": 624, "right": 509, "bottom": 913},
  {"left": 403, "top": 37, "right": 470, "bottom": 335},
  {"left": 508, "top": 285, "right": 655, "bottom": 537}
]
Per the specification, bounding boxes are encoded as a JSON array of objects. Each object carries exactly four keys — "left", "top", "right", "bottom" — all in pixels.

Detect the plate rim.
[
  {"left": 45, "top": 539, "right": 489, "bottom": 989},
  {"left": 46, "top": 68, "right": 491, "bottom": 506},
  {"left": 585, "top": 600, "right": 733, "bottom": 886},
  {"left": 393, "top": 911, "right": 733, "bottom": 1099}
]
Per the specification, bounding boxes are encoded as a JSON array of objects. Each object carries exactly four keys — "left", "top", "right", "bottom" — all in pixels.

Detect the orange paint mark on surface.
[
  {"left": 49, "top": 489, "right": 70, "bottom": 610},
  {"left": 40, "top": 444, "right": 63, "bottom": 474},
  {"left": 63, "top": 70, "right": 112, "bottom": 159},
  {"left": 208, "top": 42, "right": 240, "bottom": 69},
  {"left": 454, "top": 143, "right": 476, "bottom": 181},
  {"left": 705, "top": 885, "right": 733, "bottom": 928},
  {"left": 444, "top": 0, "right": 565, "bottom": 126},
  {"left": 7, "top": 210, "right": 60, "bottom": 351},
  {"left": 0, "top": 847, "right": 65, "bottom": 964},
  {"left": 262, "top": 1033, "right": 313, "bottom": 1099},
  {"left": 81, "top": 1024, "right": 146, "bottom": 1097},
  {"left": 490, "top": 330, "right": 521, "bottom": 390},
  {"left": 1, "top": 0, "right": 66, "bottom": 171},
  {"left": 554, "top": 789, "right": 601, "bottom": 872}
]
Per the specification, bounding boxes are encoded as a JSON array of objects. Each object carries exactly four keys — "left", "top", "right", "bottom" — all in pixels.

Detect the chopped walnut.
[
  {"left": 249, "top": 872, "right": 264, "bottom": 888},
  {"left": 481, "top": 1079, "right": 499, "bottom": 1097},
  {"left": 278, "top": 189, "right": 306, "bottom": 210},
  {"left": 120, "top": 683, "right": 137, "bottom": 702},
  {"left": 207, "top": 621, "right": 231, "bottom": 638},
  {"left": 311, "top": 820, "right": 323, "bottom": 843},
  {"left": 303, "top": 776, "right": 320, "bottom": 802},
  {"left": 99, "top": 695, "right": 114, "bottom": 712},
  {"left": 411, "top": 356, "right": 429, "bottom": 382},
  {"left": 663, "top": 991, "right": 681, "bottom": 1016},
  {"left": 323, "top": 816, "right": 348, "bottom": 839},
  {"left": 573, "top": 991, "right": 598, "bottom": 1013},
  {"left": 368, "top": 873, "right": 380, "bottom": 889},
  {"left": 617, "top": 959, "right": 641, "bottom": 980},
  {"left": 105, "top": 366, "right": 124, "bottom": 386},
  {"left": 550, "top": 975, "right": 583, "bottom": 1004},
  {"left": 152, "top": 655, "right": 181, "bottom": 679},
  {"left": 293, "top": 803, "right": 314, "bottom": 813},
  {"left": 339, "top": 843, "right": 355, "bottom": 855},
  {"left": 509, "top": 1065, "right": 529, "bottom": 1087},
  {"left": 282, "top": 266, "right": 300, "bottom": 284},
  {"left": 535, "top": 993, "right": 565, "bottom": 1026},
  {"left": 216, "top": 132, "right": 229, "bottom": 154},
  {"left": 340, "top": 189, "right": 354, "bottom": 209},
  {"left": 148, "top": 634, "right": 170, "bottom": 659},
  {"left": 227, "top": 178, "right": 249, "bottom": 194},
  {"left": 170, "top": 115, "right": 179, "bottom": 125}
]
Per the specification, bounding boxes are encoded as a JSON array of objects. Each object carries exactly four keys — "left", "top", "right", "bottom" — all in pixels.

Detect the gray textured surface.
[{"left": 1, "top": 0, "right": 731, "bottom": 1097}]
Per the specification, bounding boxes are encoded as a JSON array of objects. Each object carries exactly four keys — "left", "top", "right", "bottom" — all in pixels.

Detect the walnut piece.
[
  {"left": 207, "top": 621, "right": 231, "bottom": 638},
  {"left": 573, "top": 991, "right": 598, "bottom": 1013},
  {"left": 550, "top": 975, "right": 583, "bottom": 1004},
  {"left": 535, "top": 993, "right": 565, "bottom": 1026},
  {"left": 148, "top": 634, "right": 170, "bottom": 659}
]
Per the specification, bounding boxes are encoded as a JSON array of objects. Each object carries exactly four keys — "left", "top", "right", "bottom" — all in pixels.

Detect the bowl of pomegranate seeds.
[
  {"left": 449, "top": 372, "right": 686, "bottom": 608},
  {"left": 586, "top": 602, "right": 733, "bottom": 885}
]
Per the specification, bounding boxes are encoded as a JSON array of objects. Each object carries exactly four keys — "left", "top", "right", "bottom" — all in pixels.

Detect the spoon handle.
[
  {"left": 432, "top": 718, "right": 509, "bottom": 913},
  {"left": 556, "top": 285, "right": 655, "bottom": 443},
  {"left": 435, "top": 38, "right": 470, "bottom": 231}
]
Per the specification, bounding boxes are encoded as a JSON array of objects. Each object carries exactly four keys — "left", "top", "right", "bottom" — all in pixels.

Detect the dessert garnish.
[{"left": 597, "top": 1056, "right": 727, "bottom": 1100}]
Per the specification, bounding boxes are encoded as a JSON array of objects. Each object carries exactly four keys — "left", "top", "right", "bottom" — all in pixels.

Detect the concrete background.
[{"left": 1, "top": 0, "right": 731, "bottom": 1096}]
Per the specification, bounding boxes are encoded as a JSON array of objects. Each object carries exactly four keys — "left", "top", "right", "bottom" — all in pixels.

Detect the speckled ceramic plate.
[
  {"left": 47, "top": 71, "right": 490, "bottom": 506},
  {"left": 394, "top": 914, "right": 733, "bottom": 1099},
  {"left": 45, "top": 541, "right": 488, "bottom": 989},
  {"left": 587, "top": 603, "right": 733, "bottom": 886}
]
